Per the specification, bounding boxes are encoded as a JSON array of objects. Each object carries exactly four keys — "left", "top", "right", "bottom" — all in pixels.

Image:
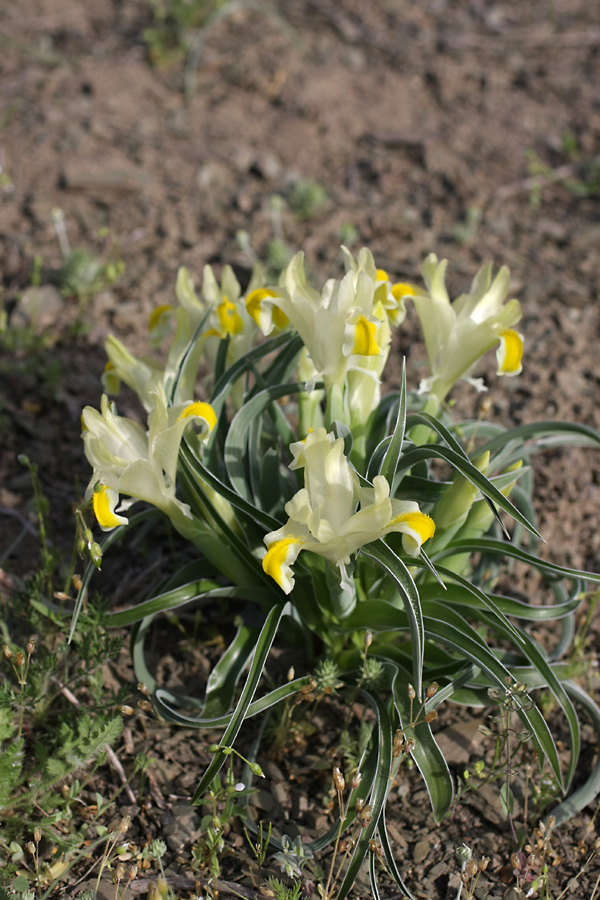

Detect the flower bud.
[
  {"left": 138, "top": 699, "right": 152, "bottom": 712},
  {"left": 90, "top": 542, "right": 103, "bottom": 567},
  {"left": 250, "top": 762, "right": 265, "bottom": 778},
  {"left": 359, "top": 805, "right": 372, "bottom": 827},
  {"left": 3, "top": 644, "right": 12, "bottom": 660},
  {"left": 27, "top": 842, "right": 36, "bottom": 856},
  {"left": 115, "top": 863, "right": 125, "bottom": 882},
  {"left": 455, "top": 844, "right": 472, "bottom": 864},
  {"left": 407, "top": 684, "right": 416, "bottom": 701},
  {"left": 333, "top": 767, "right": 345, "bottom": 793},
  {"left": 34, "top": 827, "right": 42, "bottom": 844},
  {"left": 426, "top": 682, "right": 439, "bottom": 699},
  {"left": 424, "top": 710, "right": 438, "bottom": 723},
  {"left": 15, "top": 651, "right": 25, "bottom": 667},
  {"left": 119, "top": 705, "right": 135, "bottom": 716},
  {"left": 26, "top": 638, "right": 36, "bottom": 656},
  {"left": 129, "top": 864, "right": 138, "bottom": 881},
  {"left": 72, "top": 573, "right": 82, "bottom": 591},
  {"left": 432, "top": 452, "right": 490, "bottom": 532}
]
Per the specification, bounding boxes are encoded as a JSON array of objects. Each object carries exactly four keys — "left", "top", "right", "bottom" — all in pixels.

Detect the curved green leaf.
[
  {"left": 361, "top": 541, "right": 424, "bottom": 697},
  {"left": 422, "top": 611, "right": 564, "bottom": 788},
  {"left": 190, "top": 602, "right": 285, "bottom": 803},
  {"left": 224, "top": 383, "right": 304, "bottom": 501},
  {"left": 107, "top": 582, "right": 265, "bottom": 627},
  {"left": 378, "top": 358, "right": 407, "bottom": 485},
  {"left": 479, "top": 420, "right": 600, "bottom": 456},
  {"left": 390, "top": 663, "right": 453, "bottom": 822},
  {"left": 204, "top": 621, "right": 261, "bottom": 718},
  {"left": 378, "top": 808, "right": 418, "bottom": 900},
  {"left": 548, "top": 680, "right": 600, "bottom": 824},
  {"left": 397, "top": 445, "right": 540, "bottom": 539},
  {"left": 419, "top": 582, "right": 583, "bottom": 622},
  {"left": 336, "top": 689, "right": 393, "bottom": 900},
  {"left": 438, "top": 537, "right": 600, "bottom": 585},
  {"left": 210, "top": 332, "right": 302, "bottom": 414}
]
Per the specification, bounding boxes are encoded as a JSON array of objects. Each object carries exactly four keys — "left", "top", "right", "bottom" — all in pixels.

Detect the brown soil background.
[{"left": 1, "top": 1, "right": 600, "bottom": 898}]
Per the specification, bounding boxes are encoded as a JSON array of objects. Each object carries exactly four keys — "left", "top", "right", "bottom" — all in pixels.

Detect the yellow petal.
[
  {"left": 148, "top": 304, "right": 173, "bottom": 332},
  {"left": 353, "top": 315, "right": 380, "bottom": 356},
  {"left": 376, "top": 268, "right": 389, "bottom": 282},
  {"left": 497, "top": 329, "right": 523, "bottom": 375},
  {"left": 262, "top": 536, "right": 302, "bottom": 593},
  {"left": 92, "top": 485, "right": 125, "bottom": 529},
  {"left": 390, "top": 511, "right": 436, "bottom": 545},
  {"left": 216, "top": 296, "right": 244, "bottom": 336},
  {"left": 246, "top": 288, "right": 288, "bottom": 330},
  {"left": 176, "top": 401, "right": 217, "bottom": 432},
  {"left": 391, "top": 283, "right": 417, "bottom": 300}
]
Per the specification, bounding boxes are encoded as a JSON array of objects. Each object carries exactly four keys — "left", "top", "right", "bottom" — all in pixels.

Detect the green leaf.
[
  {"left": 439, "top": 537, "right": 600, "bottom": 585},
  {"left": 190, "top": 603, "right": 285, "bottom": 803},
  {"left": 422, "top": 610, "right": 564, "bottom": 789},
  {"left": 107, "top": 581, "right": 265, "bottom": 627},
  {"left": 224, "top": 383, "right": 303, "bottom": 500},
  {"left": 397, "top": 444, "right": 541, "bottom": 539},
  {"left": 391, "top": 664, "right": 453, "bottom": 822},
  {"left": 203, "top": 621, "right": 261, "bottom": 718},
  {"left": 378, "top": 809, "right": 418, "bottom": 899},
  {"left": 361, "top": 541, "right": 424, "bottom": 698},
  {"left": 376, "top": 358, "right": 407, "bottom": 486},
  {"left": 549, "top": 681, "right": 600, "bottom": 824},
  {"left": 499, "top": 783, "right": 514, "bottom": 817},
  {"left": 210, "top": 332, "right": 302, "bottom": 415},
  {"left": 336, "top": 690, "right": 393, "bottom": 900},
  {"left": 0, "top": 739, "right": 24, "bottom": 810},
  {"left": 479, "top": 420, "right": 600, "bottom": 456}
]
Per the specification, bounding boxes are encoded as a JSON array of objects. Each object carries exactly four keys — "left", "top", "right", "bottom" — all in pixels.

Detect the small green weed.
[
  {"left": 289, "top": 179, "right": 328, "bottom": 221},
  {"left": 525, "top": 138, "right": 600, "bottom": 207}
]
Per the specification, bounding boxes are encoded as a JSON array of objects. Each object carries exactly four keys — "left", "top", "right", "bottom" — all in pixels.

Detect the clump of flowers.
[{"left": 75, "top": 245, "right": 600, "bottom": 900}]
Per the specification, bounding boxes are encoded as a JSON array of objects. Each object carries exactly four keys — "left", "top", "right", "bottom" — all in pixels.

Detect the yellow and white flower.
[
  {"left": 262, "top": 428, "right": 435, "bottom": 594},
  {"left": 82, "top": 387, "right": 216, "bottom": 533},
  {"left": 341, "top": 245, "right": 412, "bottom": 328},
  {"left": 257, "top": 252, "right": 393, "bottom": 432},
  {"left": 102, "top": 335, "right": 166, "bottom": 411},
  {"left": 412, "top": 254, "right": 524, "bottom": 402}
]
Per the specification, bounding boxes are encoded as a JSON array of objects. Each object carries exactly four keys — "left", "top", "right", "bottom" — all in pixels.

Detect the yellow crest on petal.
[
  {"left": 148, "top": 304, "right": 173, "bottom": 332},
  {"left": 497, "top": 329, "right": 523, "bottom": 375},
  {"left": 391, "top": 283, "right": 417, "bottom": 300},
  {"left": 376, "top": 268, "right": 390, "bottom": 282},
  {"left": 246, "top": 288, "right": 288, "bottom": 330},
  {"left": 216, "top": 296, "right": 244, "bottom": 336},
  {"left": 176, "top": 401, "right": 217, "bottom": 432},
  {"left": 92, "top": 485, "right": 123, "bottom": 530},
  {"left": 390, "top": 511, "right": 436, "bottom": 545},
  {"left": 262, "top": 537, "right": 302, "bottom": 592},
  {"left": 353, "top": 316, "right": 380, "bottom": 356}
]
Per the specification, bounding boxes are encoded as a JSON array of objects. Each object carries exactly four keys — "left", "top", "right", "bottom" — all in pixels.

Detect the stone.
[{"left": 12, "top": 284, "right": 64, "bottom": 329}]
